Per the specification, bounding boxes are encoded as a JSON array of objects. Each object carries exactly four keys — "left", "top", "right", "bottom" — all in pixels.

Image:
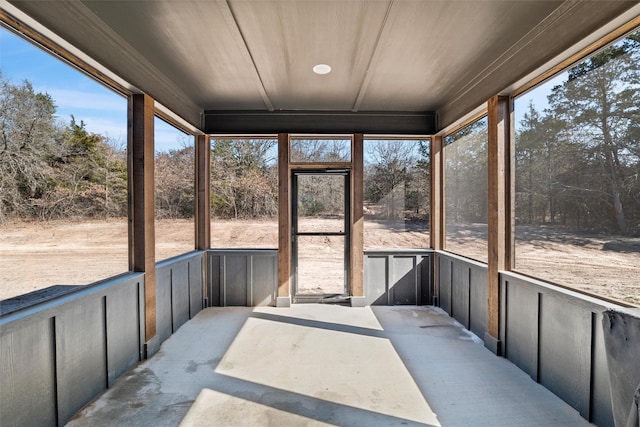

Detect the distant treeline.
[
  {"left": 2, "top": 30, "right": 638, "bottom": 235},
  {"left": 515, "top": 32, "right": 640, "bottom": 236},
  {"left": 445, "top": 31, "right": 640, "bottom": 237}
]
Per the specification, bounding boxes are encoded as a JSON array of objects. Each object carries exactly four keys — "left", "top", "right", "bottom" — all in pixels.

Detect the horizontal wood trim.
[
  {"left": 288, "top": 162, "right": 353, "bottom": 170},
  {"left": 439, "top": 110, "right": 488, "bottom": 139},
  {"left": 204, "top": 111, "right": 437, "bottom": 135}
]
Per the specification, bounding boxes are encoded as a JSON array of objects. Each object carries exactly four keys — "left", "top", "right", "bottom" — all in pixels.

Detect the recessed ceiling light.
[{"left": 313, "top": 64, "right": 332, "bottom": 75}]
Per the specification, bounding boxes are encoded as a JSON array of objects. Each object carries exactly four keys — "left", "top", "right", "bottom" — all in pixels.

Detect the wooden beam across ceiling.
[{"left": 203, "top": 110, "right": 437, "bottom": 135}]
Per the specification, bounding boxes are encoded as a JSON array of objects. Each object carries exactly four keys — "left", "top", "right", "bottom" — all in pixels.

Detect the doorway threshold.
[{"left": 293, "top": 294, "right": 351, "bottom": 305}]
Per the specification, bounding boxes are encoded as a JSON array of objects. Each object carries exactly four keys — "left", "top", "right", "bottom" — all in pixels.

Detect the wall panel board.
[
  {"left": 500, "top": 272, "right": 619, "bottom": 425},
  {"left": 363, "top": 251, "right": 433, "bottom": 306},
  {"left": 224, "top": 255, "right": 248, "bottom": 306},
  {"left": 207, "top": 250, "right": 278, "bottom": 307},
  {"left": 55, "top": 297, "right": 107, "bottom": 424},
  {"left": 0, "top": 273, "right": 147, "bottom": 426},
  {"left": 106, "top": 282, "right": 141, "bottom": 386},
  {"left": 364, "top": 256, "right": 388, "bottom": 305},
  {"left": 438, "top": 255, "right": 452, "bottom": 314},
  {"left": 390, "top": 256, "right": 417, "bottom": 305},
  {"left": 251, "top": 255, "right": 277, "bottom": 306},
  {"left": 420, "top": 256, "right": 433, "bottom": 305},
  {"left": 171, "top": 261, "right": 190, "bottom": 331},
  {"left": 539, "top": 294, "right": 592, "bottom": 418},
  {"left": 0, "top": 318, "right": 56, "bottom": 427},
  {"left": 469, "top": 266, "right": 487, "bottom": 338},
  {"left": 591, "top": 311, "right": 614, "bottom": 427},
  {"left": 209, "top": 255, "right": 221, "bottom": 306},
  {"left": 451, "top": 263, "right": 470, "bottom": 328},
  {"left": 155, "top": 266, "right": 173, "bottom": 343},
  {"left": 504, "top": 280, "right": 539, "bottom": 380},
  {"left": 189, "top": 255, "right": 204, "bottom": 316}
]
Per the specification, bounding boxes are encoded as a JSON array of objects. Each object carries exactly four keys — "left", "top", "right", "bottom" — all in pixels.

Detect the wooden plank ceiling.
[{"left": 5, "top": 0, "right": 638, "bottom": 133}]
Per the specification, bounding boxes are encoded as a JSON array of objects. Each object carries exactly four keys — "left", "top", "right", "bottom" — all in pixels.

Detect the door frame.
[
  {"left": 291, "top": 168, "right": 351, "bottom": 302},
  {"left": 277, "top": 133, "right": 364, "bottom": 307}
]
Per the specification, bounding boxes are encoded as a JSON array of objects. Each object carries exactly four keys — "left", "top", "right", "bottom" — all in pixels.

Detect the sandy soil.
[{"left": 0, "top": 219, "right": 637, "bottom": 306}]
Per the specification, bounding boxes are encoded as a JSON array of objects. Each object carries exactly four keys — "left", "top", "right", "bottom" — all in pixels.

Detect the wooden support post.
[
  {"left": 430, "top": 135, "right": 444, "bottom": 251},
  {"left": 350, "top": 134, "right": 364, "bottom": 301},
  {"left": 430, "top": 135, "right": 444, "bottom": 306},
  {"left": 128, "top": 94, "right": 156, "bottom": 354},
  {"left": 486, "top": 95, "right": 512, "bottom": 355},
  {"left": 195, "top": 134, "right": 210, "bottom": 307},
  {"left": 277, "top": 133, "right": 291, "bottom": 306},
  {"left": 195, "top": 134, "right": 210, "bottom": 251}
]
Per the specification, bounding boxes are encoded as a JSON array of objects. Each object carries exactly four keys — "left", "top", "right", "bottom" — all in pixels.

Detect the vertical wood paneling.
[
  {"left": 225, "top": 255, "right": 249, "bottom": 306},
  {"left": 504, "top": 280, "right": 539, "bottom": 380},
  {"left": 364, "top": 256, "right": 389, "bottom": 305},
  {"left": 420, "top": 255, "right": 432, "bottom": 305},
  {"left": 155, "top": 266, "right": 172, "bottom": 343},
  {"left": 438, "top": 256, "right": 452, "bottom": 315},
  {"left": 209, "top": 255, "right": 221, "bottom": 306},
  {"left": 106, "top": 283, "right": 140, "bottom": 387},
  {"left": 189, "top": 256, "right": 204, "bottom": 316},
  {"left": 390, "top": 256, "right": 417, "bottom": 305},
  {"left": 591, "top": 311, "right": 614, "bottom": 427},
  {"left": 0, "top": 318, "right": 56, "bottom": 427},
  {"left": 451, "top": 264, "right": 470, "bottom": 328},
  {"left": 56, "top": 298, "right": 107, "bottom": 424},
  {"left": 469, "top": 267, "right": 488, "bottom": 339},
  {"left": 252, "top": 255, "right": 277, "bottom": 306},
  {"left": 538, "top": 294, "right": 592, "bottom": 418},
  {"left": 171, "top": 262, "right": 190, "bottom": 331}
]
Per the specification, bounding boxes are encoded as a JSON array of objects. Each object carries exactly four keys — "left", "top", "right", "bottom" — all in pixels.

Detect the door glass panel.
[
  {"left": 290, "top": 137, "right": 351, "bottom": 162},
  {"left": 296, "top": 174, "right": 345, "bottom": 234},
  {"left": 296, "top": 235, "right": 345, "bottom": 295}
]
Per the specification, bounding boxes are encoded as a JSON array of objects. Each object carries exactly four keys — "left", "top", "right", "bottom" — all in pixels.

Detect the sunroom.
[{"left": 0, "top": 1, "right": 639, "bottom": 426}]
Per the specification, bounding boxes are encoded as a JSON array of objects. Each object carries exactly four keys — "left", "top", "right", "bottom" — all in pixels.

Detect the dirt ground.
[{"left": 0, "top": 219, "right": 637, "bottom": 306}]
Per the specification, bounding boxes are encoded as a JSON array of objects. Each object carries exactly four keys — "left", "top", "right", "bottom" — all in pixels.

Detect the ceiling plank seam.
[
  {"left": 222, "top": 0, "right": 274, "bottom": 111},
  {"left": 351, "top": 0, "right": 395, "bottom": 113}
]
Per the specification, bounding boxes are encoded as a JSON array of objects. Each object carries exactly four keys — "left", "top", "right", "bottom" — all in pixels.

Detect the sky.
[{"left": 0, "top": 26, "right": 188, "bottom": 152}]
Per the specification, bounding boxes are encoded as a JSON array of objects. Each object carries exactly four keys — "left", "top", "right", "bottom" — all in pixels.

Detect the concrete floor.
[{"left": 67, "top": 305, "right": 593, "bottom": 426}]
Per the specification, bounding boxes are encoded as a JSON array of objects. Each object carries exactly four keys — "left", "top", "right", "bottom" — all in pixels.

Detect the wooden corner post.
[
  {"left": 350, "top": 134, "right": 364, "bottom": 299},
  {"left": 277, "top": 133, "right": 292, "bottom": 306},
  {"left": 195, "top": 134, "right": 211, "bottom": 251},
  {"left": 486, "top": 95, "right": 512, "bottom": 355},
  {"left": 430, "top": 135, "right": 444, "bottom": 306},
  {"left": 195, "top": 134, "right": 210, "bottom": 307},
  {"left": 129, "top": 93, "right": 156, "bottom": 354},
  {"left": 430, "top": 135, "right": 444, "bottom": 251}
]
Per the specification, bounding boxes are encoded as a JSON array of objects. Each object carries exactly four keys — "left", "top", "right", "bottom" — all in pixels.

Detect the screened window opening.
[
  {"left": 209, "top": 138, "right": 278, "bottom": 248},
  {"left": 363, "top": 139, "right": 430, "bottom": 249},
  {"left": 0, "top": 27, "right": 128, "bottom": 304},
  {"left": 154, "top": 118, "right": 194, "bottom": 261},
  {"left": 444, "top": 117, "right": 489, "bottom": 263},
  {"left": 514, "top": 29, "right": 640, "bottom": 306},
  {"left": 290, "top": 137, "right": 351, "bottom": 163}
]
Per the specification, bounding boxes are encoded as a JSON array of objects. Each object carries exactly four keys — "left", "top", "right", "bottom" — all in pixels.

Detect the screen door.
[{"left": 292, "top": 170, "right": 350, "bottom": 300}]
